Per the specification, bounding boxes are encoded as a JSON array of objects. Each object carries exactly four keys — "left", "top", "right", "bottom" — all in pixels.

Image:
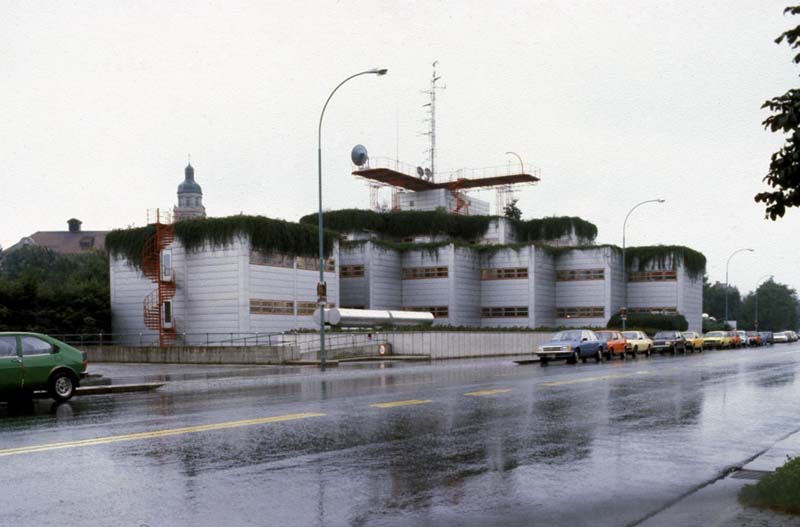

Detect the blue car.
[{"left": 535, "top": 329, "right": 604, "bottom": 366}]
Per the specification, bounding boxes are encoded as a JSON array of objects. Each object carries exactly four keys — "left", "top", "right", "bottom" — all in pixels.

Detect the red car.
[{"left": 596, "top": 330, "right": 629, "bottom": 360}]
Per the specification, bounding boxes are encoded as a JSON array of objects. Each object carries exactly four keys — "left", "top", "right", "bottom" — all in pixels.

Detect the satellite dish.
[
  {"left": 424, "top": 168, "right": 432, "bottom": 181},
  {"left": 416, "top": 166, "right": 424, "bottom": 178},
  {"left": 351, "top": 144, "right": 368, "bottom": 166}
]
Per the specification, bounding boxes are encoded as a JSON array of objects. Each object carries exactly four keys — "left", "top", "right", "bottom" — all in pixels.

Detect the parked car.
[
  {"left": 773, "top": 331, "right": 789, "bottom": 343},
  {"left": 622, "top": 330, "right": 653, "bottom": 357},
  {"left": 0, "top": 332, "right": 88, "bottom": 402},
  {"left": 735, "top": 330, "right": 749, "bottom": 347},
  {"left": 652, "top": 331, "right": 688, "bottom": 354},
  {"left": 703, "top": 331, "right": 733, "bottom": 349},
  {"left": 758, "top": 331, "right": 774, "bottom": 345},
  {"left": 745, "top": 331, "right": 763, "bottom": 347},
  {"left": 595, "top": 330, "right": 628, "bottom": 360},
  {"left": 728, "top": 331, "right": 744, "bottom": 348},
  {"left": 535, "top": 330, "right": 604, "bottom": 366},
  {"left": 681, "top": 331, "right": 704, "bottom": 352},
  {"left": 787, "top": 331, "right": 799, "bottom": 342}
]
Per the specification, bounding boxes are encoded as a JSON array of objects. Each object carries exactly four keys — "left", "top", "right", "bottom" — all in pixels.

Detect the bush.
[
  {"left": 739, "top": 455, "right": 800, "bottom": 514},
  {"left": 607, "top": 312, "right": 688, "bottom": 332}
]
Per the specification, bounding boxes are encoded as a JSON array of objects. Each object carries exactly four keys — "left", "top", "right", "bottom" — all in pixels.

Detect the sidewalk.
[{"left": 639, "top": 431, "right": 800, "bottom": 527}]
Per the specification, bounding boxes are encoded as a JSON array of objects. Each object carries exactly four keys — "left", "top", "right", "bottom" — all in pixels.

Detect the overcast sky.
[{"left": 1, "top": 1, "right": 798, "bottom": 295}]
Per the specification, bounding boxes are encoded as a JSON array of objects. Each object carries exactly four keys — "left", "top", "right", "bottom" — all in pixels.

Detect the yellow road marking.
[
  {"left": 0, "top": 412, "right": 324, "bottom": 458},
  {"left": 464, "top": 389, "right": 512, "bottom": 397},
  {"left": 370, "top": 399, "right": 432, "bottom": 408},
  {"left": 540, "top": 371, "right": 651, "bottom": 387}
]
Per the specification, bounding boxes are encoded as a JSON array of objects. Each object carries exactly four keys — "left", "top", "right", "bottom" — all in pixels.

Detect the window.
[
  {"left": 556, "top": 307, "right": 605, "bottom": 318},
  {"left": 403, "top": 306, "right": 449, "bottom": 318},
  {"left": 20, "top": 336, "right": 53, "bottom": 356},
  {"left": 296, "top": 256, "right": 335, "bottom": 272},
  {"left": 402, "top": 266, "right": 449, "bottom": 279},
  {"left": 628, "top": 270, "right": 677, "bottom": 282},
  {"left": 79, "top": 236, "right": 95, "bottom": 249},
  {"left": 0, "top": 336, "right": 17, "bottom": 357},
  {"left": 250, "top": 251, "right": 294, "bottom": 269},
  {"left": 481, "top": 267, "right": 528, "bottom": 280},
  {"left": 481, "top": 306, "right": 528, "bottom": 318},
  {"left": 627, "top": 307, "right": 678, "bottom": 314},
  {"left": 162, "top": 300, "right": 173, "bottom": 328},
  {"left": 556, "top": 269, "right": 605, "bottom": 281},
  {"left": 161, "top": 249, "right": 173, "bottom": 282},
  {"left": 340, "top": 265, "right": 365, "bottom": 278},
  {"left": 250, "top": 299, "right": 294, "bottom": 315},
  {"left": 341, "top": 305, "right": 366, "bottom": 310}
]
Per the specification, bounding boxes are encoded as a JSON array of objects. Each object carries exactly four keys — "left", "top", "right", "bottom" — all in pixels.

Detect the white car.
[
  {"left": 622, "top": 330, "right": 653, "bottom": 357},
  {"left": 774, "top": 332, "right": 789, "bottom": 343}
]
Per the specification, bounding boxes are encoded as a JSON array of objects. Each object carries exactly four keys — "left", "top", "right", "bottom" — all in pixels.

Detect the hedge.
[{"left": 607, "top": 312, "right": 689, "bottom": 332}]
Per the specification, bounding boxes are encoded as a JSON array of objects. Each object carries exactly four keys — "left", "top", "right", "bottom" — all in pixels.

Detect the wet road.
[{"left": 3, "top": 344, "right": 800, "bottom": 527}]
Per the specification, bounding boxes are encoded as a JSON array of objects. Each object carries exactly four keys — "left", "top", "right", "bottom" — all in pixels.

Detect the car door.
[
  {"left": 0, "top": 335, "right": 22, "bottom": 391},
  {"left": 20, "top": 335, "right": 57, "bottom": 390}
]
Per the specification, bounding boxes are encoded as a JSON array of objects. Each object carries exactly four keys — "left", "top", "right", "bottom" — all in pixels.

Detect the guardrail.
[
  {"left": 51, "top": 332, "right": 292, "bottom": 347},
  {"left": 294, "top": 332, "right": 388, "bottom": 355}
]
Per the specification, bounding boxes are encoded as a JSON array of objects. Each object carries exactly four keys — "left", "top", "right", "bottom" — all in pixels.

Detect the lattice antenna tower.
[{"left": 421, "top": 60, "right": 445, "bottom": 182}]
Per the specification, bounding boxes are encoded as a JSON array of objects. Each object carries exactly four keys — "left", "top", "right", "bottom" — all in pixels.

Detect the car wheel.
[
  {"left": 48, "top": 371, "right": 76, "bottom": 402},
  {"left": 595, "top": 348, "right": 603, "bottom": 363},
  {"left": 571, "top": 350, "right": 580, "bottom": 364},
  {"left": 621, "top": 348, "right": 627, "bottom": 360},
  {"left": 632, "top": 346, "right": 638, "bottom": 359},
  {"left": 540, "top": 358, "right": 549, "bottom": 367},
  {"left": 646, "top": 346, "right": 651, "bottom": 357},
  {"left": 699, "top": 345, "right": 704, "bottom": 353}
]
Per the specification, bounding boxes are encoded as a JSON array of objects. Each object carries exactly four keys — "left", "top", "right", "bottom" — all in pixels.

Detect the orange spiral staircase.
[{"left": 141, "top": 221, "right": 177, "bottom": 346}]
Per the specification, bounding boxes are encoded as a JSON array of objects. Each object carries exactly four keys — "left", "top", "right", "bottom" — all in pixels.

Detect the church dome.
[{"left": 178, "top": 163, "right": 202, "bottom": 194}]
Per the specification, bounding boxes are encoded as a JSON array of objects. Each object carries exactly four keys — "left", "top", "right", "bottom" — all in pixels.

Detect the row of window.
[
  {"left": 402, "top": 266, "right": 449, "bottom": 280},
  {"left": 0, "top": 335, "right": 55, "bottom": 357},
  {"left": 627, "top": 307, "right": 678, "bottom": 314},
  {"left": 556, "top": 307, "right": 605, "bottom": 319},
  {"left": 250, "top": 299, "right": 331, "bottom": 316},
  {"left": 481, "top": 306, "right": 529, "bottom": 318},
  {"left": 250, "top": 251, "right": 335, "bottom": 272},
  {"left": 480, "top": 268, "right": 528, "bottom": 280},
  {"left": 556, "top": 269, "right": 605, "bottom": 281},
  {"left": 340, "top": 265, "right": 365, "bottom": 278},
  {"left": 628, "top": 270, "right": 677, "bottom": 282}
]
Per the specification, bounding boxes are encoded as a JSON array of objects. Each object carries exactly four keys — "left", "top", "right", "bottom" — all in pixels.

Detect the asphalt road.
[{"left": 2, "top": 344, "right": 800, "bottom": 527}]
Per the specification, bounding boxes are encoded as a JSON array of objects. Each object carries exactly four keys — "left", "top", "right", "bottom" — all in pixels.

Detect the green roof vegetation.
[
  {"left": 625, "top": 245, "right": 707, "bottom": 279},
  {"left": 739, "top": 455, "right": 800, "bottom": 514},
  {"left": 299, "top": 209, "right": 598, "bottom": 243},
  {"left": 106, "top": 215, "right": 336, "bottom": 269}
]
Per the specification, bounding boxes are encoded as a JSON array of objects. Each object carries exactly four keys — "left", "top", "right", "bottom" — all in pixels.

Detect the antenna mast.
[{"left": 422, "top": 61, "right": 445, "bottom": 182}]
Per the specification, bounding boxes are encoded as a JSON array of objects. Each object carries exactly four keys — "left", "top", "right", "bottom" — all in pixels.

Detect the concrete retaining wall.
[
  {"left": 83, "top": 344, "right": 299, "bottom": 364},
  {"left": 385, "top": 331, "right": 554, "bottom": 359}
]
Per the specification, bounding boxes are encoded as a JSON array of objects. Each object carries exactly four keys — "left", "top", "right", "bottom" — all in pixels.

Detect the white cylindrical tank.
[{"left": 313, "top": 308, "right": 434, "bottom": 327}]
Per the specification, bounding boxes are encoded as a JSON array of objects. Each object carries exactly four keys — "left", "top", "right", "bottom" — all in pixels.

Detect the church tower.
[{"left": 173, "top": 162, "right": 206, "bottom": 221}]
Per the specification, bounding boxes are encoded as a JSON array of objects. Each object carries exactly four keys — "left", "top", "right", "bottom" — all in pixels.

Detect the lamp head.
[
  {"left": 372, "top": 68, "right": 388, "bottom": 76},
  {"left": 657, "top": 199, "right": 666, "bottom": 203}
]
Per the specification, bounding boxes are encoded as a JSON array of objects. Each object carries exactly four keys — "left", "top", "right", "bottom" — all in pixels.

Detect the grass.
[{"left": 739, "top": 456, "right": 800, "bottom": 515}]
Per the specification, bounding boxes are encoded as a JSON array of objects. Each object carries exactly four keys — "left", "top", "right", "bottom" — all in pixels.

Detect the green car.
[{"left": 0, "top": 332, "right": 88, "bottom": 402}]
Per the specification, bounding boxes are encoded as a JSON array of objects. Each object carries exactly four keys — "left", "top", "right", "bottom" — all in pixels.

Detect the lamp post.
[
  {"left": 621, "top": 199, "right": 665, "bottom": 331},
  {"left": 754, "top": 274, "right": 773, "bottom": 332},
  {"left": 317, "top": 68, "right": 388, "bottom": 372},
  {"left": 724, "top": 248, "right": 755, "bottom": 328}
]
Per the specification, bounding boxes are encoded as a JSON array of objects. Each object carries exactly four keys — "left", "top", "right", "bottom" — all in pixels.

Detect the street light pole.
[
  {"left": 317, "top": 68, "right": 387, "bottom": 372},
  {"left": 621, "top": 199, "right": 665, "bottom": 331},
  {"left": 754, "top": 274, "right": 773, "bottom": 332},
  {"left": 724, "top": 248, "right": 755, "bottom": 328}
]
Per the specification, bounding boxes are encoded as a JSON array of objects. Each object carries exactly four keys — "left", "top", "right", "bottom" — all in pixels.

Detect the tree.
[
  {"left": 503, "top": 199, "right": 522, "bottom": 220},
  {"left": 703, "top": 275, "right": 742, "bottom": 323},
  {"left": 738, "top": 279, "right": 799, "bottom": 331},
  {"left": 756, "top": 6, "right": 800, "bottom": 219}
]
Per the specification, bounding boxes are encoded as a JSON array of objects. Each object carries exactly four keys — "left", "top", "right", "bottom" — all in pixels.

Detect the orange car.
[
  {"left": 596, "top": 330, "right": 629, "bottom": 360},
  {"left": 728, "top": 331, "right": 743, "bottom": 348}
]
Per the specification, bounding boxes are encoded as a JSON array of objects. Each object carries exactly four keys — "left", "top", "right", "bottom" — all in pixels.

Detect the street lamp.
[
  {"left": 754, "top": 274, "right": 773, "bottom": 332},
  {"left": 317, "top": 68, "right": 388, "bottom": 372},
  {"left": 724, "top": 248, "right": 755, "bottom": 327},
  {"left": 621, "top": 199, "right": 665, "bottom": 331}
]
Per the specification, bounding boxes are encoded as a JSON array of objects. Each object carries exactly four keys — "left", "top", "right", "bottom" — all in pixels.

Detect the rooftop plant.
[
  {"left": 106, "top": 215, "right": 336, "bottom": 269},
  {"left": 625, "top": 245, "right": 706, "bottom": 279},
  {"left": 299, "top": 209, "right": 598, "bottom": 243}
]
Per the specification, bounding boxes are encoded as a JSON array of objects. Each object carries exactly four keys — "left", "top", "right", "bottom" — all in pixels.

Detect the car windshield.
[
  {"left": 552, "top": 330, "right": 583, "bottom": 342},
  {"left": 595, "top": 332, "right": 613, "bottom": 341},
  {"left": 706, "top": 331, "right": 724, "bottom": 337},
  {"left": 654, "top": 332, "right": 675, "bottom": 339},
  {"left": 622, "top": 332, "right": 639, "bottom": 339}
]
